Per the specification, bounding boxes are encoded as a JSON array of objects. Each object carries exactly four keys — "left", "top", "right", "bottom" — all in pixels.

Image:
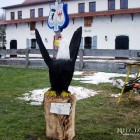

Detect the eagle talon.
[
  {"left": 61, "top": 91, "right": 71, "bottom": 97},
  {"left": 45, "top": 90, "right": 57, "bottom": 97}
]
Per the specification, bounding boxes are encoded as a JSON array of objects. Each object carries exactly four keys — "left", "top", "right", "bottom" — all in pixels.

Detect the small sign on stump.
[{"left": 44, "top": 93, "right": 76, "bottom": 140}]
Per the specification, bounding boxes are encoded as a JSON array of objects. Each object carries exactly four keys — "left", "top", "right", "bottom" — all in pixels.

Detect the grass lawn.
[{"left": 0, "top": 67, "right": 140, "bottom": 140}]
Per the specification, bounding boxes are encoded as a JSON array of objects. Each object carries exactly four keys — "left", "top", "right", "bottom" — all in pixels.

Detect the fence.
[{"left": 0, "top": 49, "right": 140, "bottom": 72}]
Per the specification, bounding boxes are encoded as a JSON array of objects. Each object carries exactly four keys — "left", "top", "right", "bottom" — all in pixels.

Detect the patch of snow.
[
  {"left": 111, "top": 93, "right": 121, "bottom": 98},
  {"left": 69, "top": 86, "right": 98, "bottom": 100},
  {"left": 18, "top": 93, "right": 31, "bottom": 101},
  {"left": 74, "top": 71, "right": 83, "bottom": 75},
  {"left": 30, "top": 102, "right": 42, "bottom": 106},
  {"left": 73, "top": 72, "right": 134, "bottom": 85},
  {"left": 18, "top": 86, "right": 98, "bottom": 105}
]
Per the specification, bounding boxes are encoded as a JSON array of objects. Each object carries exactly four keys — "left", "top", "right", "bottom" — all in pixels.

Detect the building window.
[
  {"left": 84, "top": 17, "right": 93, "bottom": 27},
  {"left": 11, "top": 12, "right": 15, "bottom": 20},
  {"left": 78, "top": 3, "right": 85, "bottom": 13},
  {"left": 38, "top": 8, "right": 43, "bottom": 17},
  {"left": 30, "top": 9, "right": 35, "bottom": 18},
  {"left": 89, "top": 2, "right": 96, "bottom": 12},
  {"left": 108, "top": 0, "right": 115, "bottom": 10},
  {"left": 18, "top": 11, "right": 22, "bottom": 19},
  {"left": 120, "top": 0, "right": 128, "bottom": 9},
  {"left": 30, "top": 22, "right": 36, "bottom": 31}
]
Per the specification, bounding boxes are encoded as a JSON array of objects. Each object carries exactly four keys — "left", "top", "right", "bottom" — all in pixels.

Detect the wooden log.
[
  {"left": 25, "top": 48, "right": 29, "bottom": 68},
  {"left": 44, "top": 93, "right": 76, "bottom": 140}
]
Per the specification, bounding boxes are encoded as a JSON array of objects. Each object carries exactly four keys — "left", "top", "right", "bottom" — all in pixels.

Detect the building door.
[
  {"left": 10, "top": 40, "right": 17, "bottom": 57},
  {"left": 31, "top": 39, "right": 37, "bottom": 49},
  {"left": 115, "top": 36, "right": 129, "bottom": 59},
  {"left": 84, "top": 37, "right": 92, "bottom": 49},
  {"left": 115, "top": 36, "right": 129, "bottom": 50}
]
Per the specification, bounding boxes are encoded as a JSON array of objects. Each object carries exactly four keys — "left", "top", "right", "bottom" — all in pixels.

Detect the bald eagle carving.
[{"left": 35, "top": 27, "right": 82, "bottom": 96}]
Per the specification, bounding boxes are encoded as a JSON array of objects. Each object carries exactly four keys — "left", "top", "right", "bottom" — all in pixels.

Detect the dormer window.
[
  {"left": 18, "top": 11, "right": 22, "bottom": 19},
  {"left": 78, "top": 3, "right": 85, "bottom": 13},
  {"left": 11, "top": 12, "right": 15, "bottom": 20},
  {"left": 108, "top": 0, "right": 115, "bottom": 10},
  {"left": 89, "top": 2, "right": 96, "bottom": 12},
  {"left": 120, "top": 0, "right": 128, "bottom": 9},
  {"left": 38, "top": 8, "right": 43, "bottom": 17},
  {"left": 30, "top": 9, "right": 35, "bottom": 18}
]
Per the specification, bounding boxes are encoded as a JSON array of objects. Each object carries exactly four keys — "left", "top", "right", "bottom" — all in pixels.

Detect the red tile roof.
[
  {"left": 23, "top": 0, "right": 45, "bottom": 3},
  {"left": 2, "top": 0, "right": 71, "bottom": 9}
]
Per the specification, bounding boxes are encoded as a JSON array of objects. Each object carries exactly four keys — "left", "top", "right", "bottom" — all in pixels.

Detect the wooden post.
[
  {"left": 53, "top": 0, "right": 61, "bottom": 58},
  {"left": 25, "top": 48, "right": 29, "bottom": 68},
  {"left": 55, "top": 0, "right": 61, "bottom": 39},
  {"left": 44, "top": 93, "right": 76, "bottom": 140},
  {"left": 25, "top": 38, "right": 30, "bottom": 68},
  {"left": 79, "top": 49, "right": 84, "bottom": 71}
]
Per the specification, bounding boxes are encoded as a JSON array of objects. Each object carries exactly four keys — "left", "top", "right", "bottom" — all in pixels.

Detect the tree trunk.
[{"left": 44, "top": 93, "right": 76, "bottom": 140}]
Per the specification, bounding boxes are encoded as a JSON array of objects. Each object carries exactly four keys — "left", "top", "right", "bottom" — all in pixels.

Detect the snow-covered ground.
[
  {"left": 18, "top": 71, "right": 135, "bottom": 105},
  {"left": 18, "top": 86, "right": 98, "bottom": 105},
  {"left": 73, "top": 71, "right": 134, "bottom": 85}
]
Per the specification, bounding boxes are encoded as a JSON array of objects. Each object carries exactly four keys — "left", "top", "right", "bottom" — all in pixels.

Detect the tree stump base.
[{"left": 44, "top": 93, "right": 76, "bottom": 140}]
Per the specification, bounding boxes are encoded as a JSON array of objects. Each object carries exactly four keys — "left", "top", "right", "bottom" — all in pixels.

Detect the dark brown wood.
[{"left": 25, "top": 48, "right": 29, "bottom": 68}]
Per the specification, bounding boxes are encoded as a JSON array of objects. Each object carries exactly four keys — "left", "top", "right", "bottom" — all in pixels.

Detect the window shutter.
[
  {"left": 36, "top": 41, "right": 39, "bottom": 49},
  {"left": 26, "top": 38, "right": 31, "bottom": 48},
  {"left": 92, "top": 36, "right": 97, "bottom": 49},
  {"left": 80, "top": 37, "right": 83, "bottom": 49}
]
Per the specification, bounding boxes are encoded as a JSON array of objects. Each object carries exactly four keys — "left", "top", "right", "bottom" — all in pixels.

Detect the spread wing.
[
  {"left": 35, "top": 29, "right": 53, "bottom": 68},
  {"left": 69, "top": 27, "right": 82, "bottom": 63}
]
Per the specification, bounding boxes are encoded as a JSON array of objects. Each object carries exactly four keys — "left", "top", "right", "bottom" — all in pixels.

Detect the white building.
[{"left": 0, "top": 0, "right": 140, "bottom": 51}]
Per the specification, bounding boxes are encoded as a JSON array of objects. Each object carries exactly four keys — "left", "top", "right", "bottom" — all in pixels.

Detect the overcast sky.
[{"left": 0, "top": 0, "right": 24, "bottom": 15}]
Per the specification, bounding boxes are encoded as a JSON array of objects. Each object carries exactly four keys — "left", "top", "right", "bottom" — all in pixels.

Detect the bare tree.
[{"left": 0, "top": 12, "right": 5, "bottom": 20}]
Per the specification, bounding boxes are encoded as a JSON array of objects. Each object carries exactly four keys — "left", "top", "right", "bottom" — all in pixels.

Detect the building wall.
[
  {"left": 6, "top": 0, "right": 140, "bottom": 20},
  {"left": 6, "top": 22, "right": 54, "bottom": 49},
  {"left": 90, "top": 14, "right": 140, "bottom": 50},
  {"left": 6, "top": 13, "right": 140, "bottom": 50},
  {"left": 5, "top": 0, "right": 140, "bottom": 50},
  {"left": 129, "top": 0, "right": 140, "bottom": 8}
]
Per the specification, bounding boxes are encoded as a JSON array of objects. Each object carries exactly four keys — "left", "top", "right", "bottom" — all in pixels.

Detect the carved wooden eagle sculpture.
[{"left": 35, "top": 27, "right": 82, "bottom": 96}]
